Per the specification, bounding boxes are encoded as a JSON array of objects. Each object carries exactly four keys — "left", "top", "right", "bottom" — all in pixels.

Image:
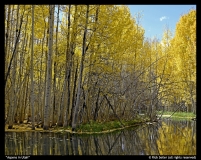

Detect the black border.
[{"left": 3, "top": 3, "right": 198, "bottom": 159}]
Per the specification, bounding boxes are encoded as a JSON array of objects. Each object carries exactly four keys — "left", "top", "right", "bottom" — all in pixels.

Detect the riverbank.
[
  {"left": 5, "top": 112, "right": 196, "bottom": 134},
  {"left": 4, "top": 118, "right": 149, "bottom": 134}
]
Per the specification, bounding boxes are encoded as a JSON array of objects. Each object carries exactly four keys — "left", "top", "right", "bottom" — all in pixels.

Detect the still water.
[{"left": 5, "top": 119, "right": 196, "bottom": 155}]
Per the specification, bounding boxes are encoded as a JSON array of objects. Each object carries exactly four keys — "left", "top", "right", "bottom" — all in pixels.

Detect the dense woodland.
[{"left": 4, "top": 5, "right": 196, "bottom": 130}]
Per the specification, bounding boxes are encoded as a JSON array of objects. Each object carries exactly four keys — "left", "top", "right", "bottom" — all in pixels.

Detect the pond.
[{"left": 5, "top": 119, "right": 196, "bottom": 155}]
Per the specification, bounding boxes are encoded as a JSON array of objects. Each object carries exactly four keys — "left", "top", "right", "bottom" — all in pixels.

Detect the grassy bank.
[
  {"left": 5, "top": 117, "right": 150, "bottom": 134},
  {"left": 73, "top": 118, "right": 149, "bottom": 133},
  {"left": 157, "top": 111, "right": 196, "bottom": 119},
  {"left": 5, "top": 112, "right": 196, "bottom": 134}
]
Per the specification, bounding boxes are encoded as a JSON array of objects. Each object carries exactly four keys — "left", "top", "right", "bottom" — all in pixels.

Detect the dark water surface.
[{"left": 5, "top": 119, "right": 196, "bottom": 155}]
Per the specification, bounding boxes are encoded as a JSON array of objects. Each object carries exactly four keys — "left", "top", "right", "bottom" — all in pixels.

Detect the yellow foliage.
[
  {"left": 157, "top": 9, "right": 196, "bottom": 104},
  {"left": 157, "top": 121, "right": 196, "bottom": 155}
]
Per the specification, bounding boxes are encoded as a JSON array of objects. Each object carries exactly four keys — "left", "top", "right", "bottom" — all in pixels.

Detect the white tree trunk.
[
  {"left": 72, "top": 5, "right": 89, "bottom": 131},
  {"left": 43, "top": 5, "right": 55, "bottom": 130}
]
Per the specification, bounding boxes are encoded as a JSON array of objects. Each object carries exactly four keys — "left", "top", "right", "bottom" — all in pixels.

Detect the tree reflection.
[
  {"left": 156, "top": 120, "right": 196, "bottom": 155},
  {"left": 5, "top": 120, "right": 196, "bottom": 155}
]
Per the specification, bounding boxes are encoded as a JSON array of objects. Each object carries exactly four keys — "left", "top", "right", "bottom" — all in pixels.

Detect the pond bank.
[
  {"left": 5, "top": 119, "right": 152, "bottom": 134},
  {"left": 5, "top": 112, "right": 195, "bottom": 134}
]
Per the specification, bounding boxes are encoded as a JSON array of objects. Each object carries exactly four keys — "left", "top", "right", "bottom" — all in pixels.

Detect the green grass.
[
  {"left": 53, "top": 114, "right": 150, "bottom": 134},
  {"left": 52, "top": 111, "right": 196, "bottom": 133},
  {"left": 157, "top": 111, "right": 196, "bottom": 118},
  {"left": 75, "top": 120, "right": 121, "bottom": 132},
  {"left": 75, "top": 118, "right": 147, "bottom": 133}
]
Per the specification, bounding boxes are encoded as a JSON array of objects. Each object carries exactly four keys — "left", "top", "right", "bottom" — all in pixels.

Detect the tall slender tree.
[
  {"left": 43, "top": 5, "right": 55, "bottom": 130},
  {"left": 30, "top": 5, "right": 35, "bottom": 130},
  {"left": 52, "top": 5, "right": 60, "bottom": 127},
  {"left": 72, "top": 5, "right": 89, "bottom": 131},
  {"left": 7, "top": 5, "right": 20, "bottom": 129}
]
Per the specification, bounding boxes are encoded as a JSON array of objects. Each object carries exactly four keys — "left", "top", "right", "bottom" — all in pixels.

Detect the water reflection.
[{"left": 5, "top": 120, "right": 196, "bottom": 155}]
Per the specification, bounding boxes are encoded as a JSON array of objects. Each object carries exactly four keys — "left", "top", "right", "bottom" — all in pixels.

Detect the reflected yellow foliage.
[{"left": 157, "top": 121, "right": 196, "bottom": 155}]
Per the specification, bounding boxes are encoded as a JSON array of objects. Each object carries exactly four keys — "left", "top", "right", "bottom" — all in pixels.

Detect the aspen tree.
[
  {"left": 30, "top": 5, "right": 35, "bottom": 130},
  {"left": 43, "top": 5, "right": 55, "bottom": 130},
  {"left": 72, "top": 5, "right": 89, "bottom": 131}
]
